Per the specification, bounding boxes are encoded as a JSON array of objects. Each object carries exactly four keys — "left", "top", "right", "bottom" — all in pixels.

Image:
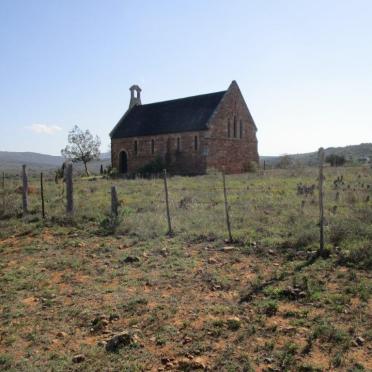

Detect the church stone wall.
[{"left": 111, "top": 81, "right": 259, "bottom": 175}]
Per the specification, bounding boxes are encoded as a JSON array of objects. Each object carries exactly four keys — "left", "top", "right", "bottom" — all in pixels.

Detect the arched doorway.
[{"left": 119, "top": 151, "right": 128, "bottom": 174}]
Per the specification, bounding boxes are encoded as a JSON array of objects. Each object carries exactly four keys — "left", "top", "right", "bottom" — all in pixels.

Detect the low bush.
[
  {"left": 338, "top": 241, "right": 372, "bottom": 270},
  {"left": 137, "top": 156, "right": 165, "bottom": 176}
]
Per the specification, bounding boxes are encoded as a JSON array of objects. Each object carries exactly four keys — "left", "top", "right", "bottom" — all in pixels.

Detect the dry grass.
[{"left": 0, "top": 166, "right": 371, "bottom": 371}]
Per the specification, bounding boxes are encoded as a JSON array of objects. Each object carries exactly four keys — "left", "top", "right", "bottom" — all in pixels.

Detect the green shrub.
[
  {"left": 137, "top": 156, "right": 165, "bottom": 176},
  {"left": 338, "top": 241, "right": 372, "bottom": 270},
  {"left": 326, "top": 154, "right": 346, "bottom": 166},
  {"left": 245, "top": 161, "right": 258, "bottom": 173},
  {"left": 98, "top": 214, "right": 121, "bottom": 235},
  {"left": 0, "top": 354, "right": 12, "bottom": 369}
]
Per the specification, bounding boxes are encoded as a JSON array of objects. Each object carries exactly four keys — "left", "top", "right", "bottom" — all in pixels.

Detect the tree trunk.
[{"left": 83, "top": 161, "right": 89, "bottom": 177}]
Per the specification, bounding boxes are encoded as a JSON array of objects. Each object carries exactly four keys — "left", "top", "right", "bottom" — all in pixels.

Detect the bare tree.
[{"left": 61, "top": 125, "right": 101, "bottom": 176}]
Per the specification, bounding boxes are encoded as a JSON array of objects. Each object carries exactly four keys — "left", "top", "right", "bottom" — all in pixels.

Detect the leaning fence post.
[
  {"left": 111, "top": 186, "right": 119, "bottom": 217},
  {"left": 163, "top": 169, "right": 173, "bottom": 235},
  {"left": 65, "top": 163, "right": 73, "bottom": 215},
  {"left": 222, "top": 172, "right": 233, "bottom": 242},
  {"left": 318, "top": 148, "right": 325, "bottom": 256},
  {"left": 40, "top": 172, "right": 45, "bottom": 219},
  {"left": 22, "top": 165, "right": 28, "bottom": 215}
]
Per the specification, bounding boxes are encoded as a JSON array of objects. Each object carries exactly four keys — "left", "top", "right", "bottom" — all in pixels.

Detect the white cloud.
[{"left": 28, "top": 124, "right": 63, "bottom": 134}]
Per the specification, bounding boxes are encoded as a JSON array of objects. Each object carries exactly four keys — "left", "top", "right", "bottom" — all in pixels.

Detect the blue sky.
[{"left": 0, "top": 0, "right": 371, "bottom": 156}]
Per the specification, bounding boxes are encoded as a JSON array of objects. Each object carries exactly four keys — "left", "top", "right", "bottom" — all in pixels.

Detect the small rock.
[
  {"left": 56, "top": 331, "right": 67, "bottom": 338},
  {"left": 161, "top": 357, "right": 174, "bottom": 365},
  {"left": 356, "top": 336, "right": 365, "bottom": 346},
  {"left": 282, "top": 326, "right": 296, "bottom": 334},
  {"left": 160, "top": 247, "right": 169, "bottom": 257},
  {"left": 268, "top": 249, "right": 275, "bottom": 255},
  {"left": 72, "top": 354, "right": 85, "bottom": 363},
  {"left": 122, "top": 256, "right": 140, "bottom": 263},
  {"left": 208, "top": 257, "right": 218, "bottom": 264},
  {"left": 182, "top": 336, "right": 192, "bottom": 344},
  {"left": 105, "top": 331, "right": 134, "bottom": 352},
  {"left": 178, "top": 357, "right": 206, "bottom": 370},
  {"left": 221, "top": 246, "right": 237, "bottom": 252}
]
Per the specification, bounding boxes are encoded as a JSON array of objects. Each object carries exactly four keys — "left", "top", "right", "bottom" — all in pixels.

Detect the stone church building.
[{"left": 110, "top": 81, "right": 258, "bottom": 175}]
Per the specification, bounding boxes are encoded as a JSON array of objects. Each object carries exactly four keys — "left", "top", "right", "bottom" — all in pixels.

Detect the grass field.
[{"left": 0, "top": 166, "right": 371, "bottom": 371}]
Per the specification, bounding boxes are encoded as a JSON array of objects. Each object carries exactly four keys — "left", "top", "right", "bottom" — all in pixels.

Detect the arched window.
[
  {"left": 227, "top": 119, "right": 231, "bottom": 138},
  {"left": 119, "top": 151, "right": 128, "bottom": 174},
  {"left": 151, "top": 139, "right": 155, "bottom": 154},
  {"left": 177, "top": 137, "right": 181, "bottom": 152},
  {"left": 194, "top": 136, "right": 198, "bottom": 151},
  {"left": 239, "top": 120, "right": 243, "bottom": 138},
  {"left": 233, "top": 116, "right": 237, "bottom": 138},
  {"left": 134, "top": 140, "right": 138, "bottom": 156}
]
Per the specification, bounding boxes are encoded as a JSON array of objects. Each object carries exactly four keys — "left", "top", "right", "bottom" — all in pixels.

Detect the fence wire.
[{"left": 1, "top": 168, "right": 371, "bottom": 242}]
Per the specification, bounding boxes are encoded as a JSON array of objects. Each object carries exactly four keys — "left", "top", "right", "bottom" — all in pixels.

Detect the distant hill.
[
  {"left": 261, "top": 143, "right": 372, "bottom": 166},
  {"left": 0, "top": 151, "right": 110, "bottom": 175},
  {"left": 1, "top": 144, "right": 371, "bottom": 174}
]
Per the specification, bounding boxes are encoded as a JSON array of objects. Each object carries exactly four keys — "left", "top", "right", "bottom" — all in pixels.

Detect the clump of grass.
[
  {"left": 122, "top": 296, "right": 148, "bottom": 315},
  {"left": 310, "top": 320, "right": 351, "bottom": 350},
  {"left": 276, "top": 342, "right": 298, "bottom": 369},
  {"left": 261, "top": 300, "right": 278, "bottom": 316},
  {"left": 226, "top": 317, "right": 241, "bottom": 331},
  {"left": 337, "top": 241, "right": 372, "bottom": 270},
  {"left": 0, "top": 354, "right": 12, "bottom": 369}
]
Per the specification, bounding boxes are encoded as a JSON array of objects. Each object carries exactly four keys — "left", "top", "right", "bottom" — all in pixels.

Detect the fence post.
[
  {"left": 65, "top": 163, "right": 74, "bottom": 215},
  {"left": 40, "top": 172, "right": 45, "bottom": 219},
  {"left": 111, "top": 186, "right": 119, "bottom": 217},
  {"left": 163, "top": 169, "right": 173, "bottom": 235},
  {"left": 318, "top": 147, "right": 325, "bottom": 257},
  {"left": 22, "top": 165, "right": 28, "bottom": 215},
  {"left": 1, "top": 172, "right": 5, "bottom": 213},
  {"left": 222, "top": 172, "right": 233, "bottom": 242}
]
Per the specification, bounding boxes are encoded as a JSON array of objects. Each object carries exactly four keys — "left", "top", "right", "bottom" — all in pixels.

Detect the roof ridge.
[{"left": 137, "top": 90, "right": 227, "bottom": 108}]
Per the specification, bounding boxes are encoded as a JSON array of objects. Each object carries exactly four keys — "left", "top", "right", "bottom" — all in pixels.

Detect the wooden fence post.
[
  {"left": 22, "top": 165, "right": 28, "bottom": 215},
  {"left": 111, "top": 186, "right": 119, "bottom": 217},
  {"left": 222, "top": 172, "right": 233, "bottom": 242},
  {"left": 40, "top": 172, "right": 45, "bottom": 219},
  {"left": 1, "top": 172, "right": 5, "bottom": 213},
  {"left": 318, "top": 148, "right": 325, "bottom": 256},
  {"left": 65, "top": 163, "right": 73, "bottom": 215},
  {"left": 163, "top": 169, "right": 173, "bottom": 235}
]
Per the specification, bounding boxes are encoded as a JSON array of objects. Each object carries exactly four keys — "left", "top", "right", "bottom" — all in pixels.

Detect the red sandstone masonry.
[{"left": 111, "top": 81, "right": 258, "bottom": 175}]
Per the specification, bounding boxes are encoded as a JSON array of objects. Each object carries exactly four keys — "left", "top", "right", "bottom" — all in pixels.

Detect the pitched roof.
[{"left": 110, "top": 90, "right": 226, "bottom": 139}]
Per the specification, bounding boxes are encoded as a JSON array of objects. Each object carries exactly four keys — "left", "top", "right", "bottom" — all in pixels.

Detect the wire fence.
[{"left": 1, "top": 166, "right": 371, "bottom": 245}]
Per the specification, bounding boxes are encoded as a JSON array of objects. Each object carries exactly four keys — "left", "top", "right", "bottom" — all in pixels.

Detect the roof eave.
[{"left": 109, "top": 106, "right": 135, "bottom": 138}]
